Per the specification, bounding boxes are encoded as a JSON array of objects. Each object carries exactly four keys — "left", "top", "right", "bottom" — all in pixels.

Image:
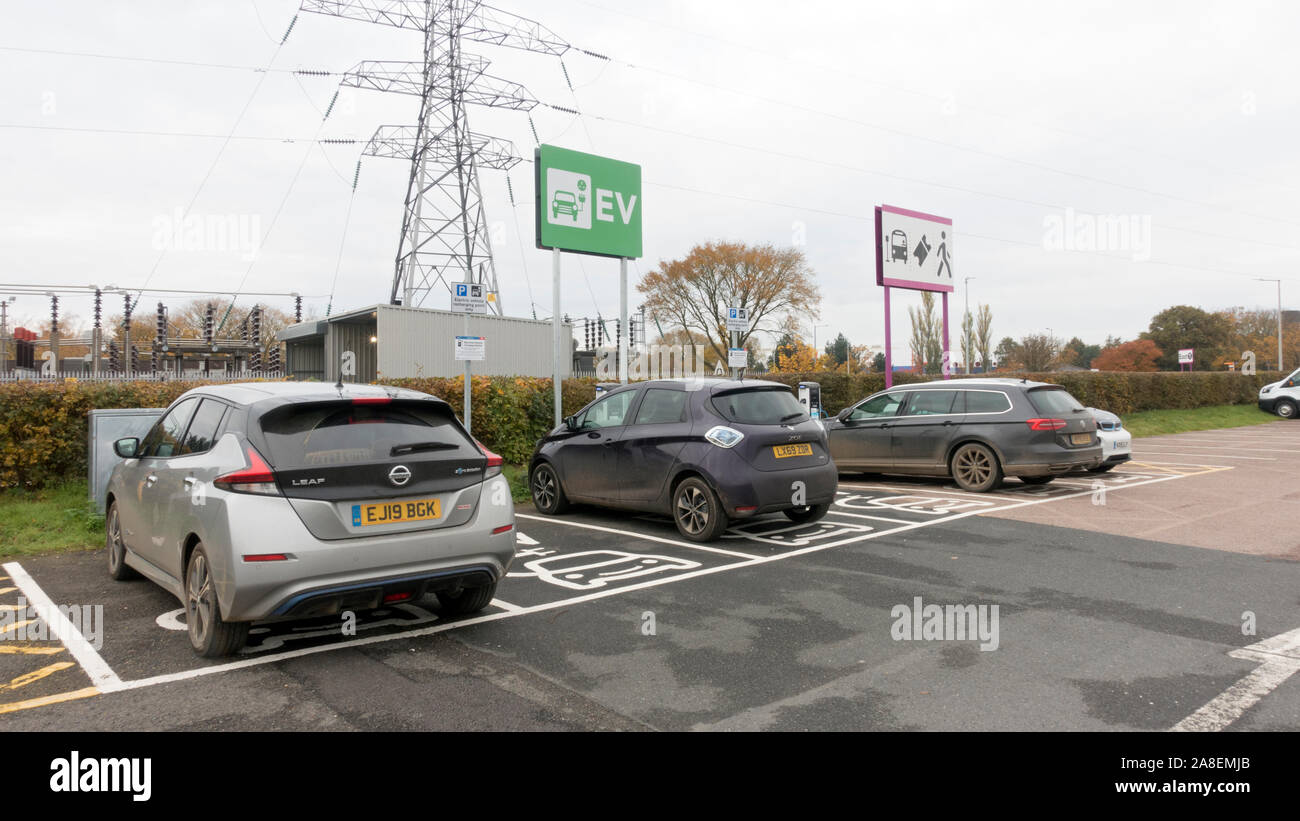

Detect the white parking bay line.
[
  {"left": 1172, "top": 627, "right": 1300, "bottom": 732},
  {"left": 515, "top": 513, "right": 761, "bottom": 559},
  {"left": 1133, "top": 450, "right": 1274, "bottom": 460},
  {"left": 836, "top": 482, "right": 1026, "bottom": 502},
  {"left": 82, "top": 470, "right": 1203, "bottom": 698},
  {"left": 1, "top": 561, "right": 122, "bottom": 692},
  {"left": 490, "top": 599, "right": 523, "bottom": 613}
]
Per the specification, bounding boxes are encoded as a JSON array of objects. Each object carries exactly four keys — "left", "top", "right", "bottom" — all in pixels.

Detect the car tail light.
[
  {"left": 492, "top": 524, "right": 514, "bottom": 535},
  {"left": 735, "top": 505, "right": 757, "bottom": 514},
  {"left": 243, "top": 553, "right": 289, "bottom": 562},
  {"left": 214, "top": 446, "right": 280, "bottom": 495},
  {"left": 351, "top": 396, "right": 391, "bottom": 405},
  {"left": 1026, "top": 418, "right": 1067, "bottom": 431},
  {"left": 474, "top": 438, "right": 504, "bottom": 479},
  {"left": 704, "top": 425, "right": 745, "bottom": 448},
  {"left": 383, "top": 592, "right": 412, "bottom": 603}
]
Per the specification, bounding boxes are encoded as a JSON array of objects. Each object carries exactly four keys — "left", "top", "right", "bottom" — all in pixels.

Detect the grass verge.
[
  {"left": 0, "top": 479, "right": 103, "bottom": 560},
  {"left": 1123, "top": 404, "right": 1281, "bottom": 438},
  {"left": 503, "top": 464, "right": 532, "bottom": 504}
]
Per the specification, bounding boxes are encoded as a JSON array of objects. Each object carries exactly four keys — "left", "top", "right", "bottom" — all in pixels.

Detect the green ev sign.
[{"left": 535, "top": 144, "right": 642, "bottom": 259}]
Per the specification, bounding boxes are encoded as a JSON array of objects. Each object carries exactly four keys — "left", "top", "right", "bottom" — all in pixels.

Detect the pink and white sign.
[{"left": 875, "top": 205, "right": 954, "bottom": 293}]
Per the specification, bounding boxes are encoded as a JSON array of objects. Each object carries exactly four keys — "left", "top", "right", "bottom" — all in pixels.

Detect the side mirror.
[
  {"left": 113, "top": 437, "right": 139, "bottom": 459},
  {"left": 563, "top": 415, "right": 578, "bottom": 432},
  {"left": 837, "top": 407, "right": 853, "bottom": 422}
]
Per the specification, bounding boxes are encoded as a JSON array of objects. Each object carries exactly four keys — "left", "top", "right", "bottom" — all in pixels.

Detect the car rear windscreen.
[
  {"left": 257, "top": 401, "right": 476, "bottom": 468},
  {"left": 1027, "top": 388, "right": 1086, "bottom": 415},
  {"left": 711, "top": 388, "right": 807, "bottom": 425}
]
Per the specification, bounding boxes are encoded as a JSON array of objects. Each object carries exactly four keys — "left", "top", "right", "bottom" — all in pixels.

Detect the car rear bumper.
[
  {"left": 218, "top": 476, "right": 516, "bottom": 622},
  {"left": 708, "top": 452, "right": 839, "bottom": 516},
  {"left": 1002, "top": 444, "right": 1103, "bottom": 477}
]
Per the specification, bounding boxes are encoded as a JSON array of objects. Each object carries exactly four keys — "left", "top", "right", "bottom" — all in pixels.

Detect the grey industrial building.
[{"left": 277, "top": 304, "right": 573, "bottom": 382}]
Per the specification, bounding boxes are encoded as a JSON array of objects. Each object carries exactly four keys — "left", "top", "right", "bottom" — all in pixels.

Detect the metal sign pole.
[
  {"left": 619, "top": 257, "right": 628, "bottom": 385},
  {"left": 463, "top": 311, "right": 471, "bottom": 434},
  {"left": 553, "top": 247, "right": 562, "bottom": 426},
  {"left": 883, "top": 285, "right": 893, "bottom": 389},
  {"left": 941, "top": 291, "right": 951, "bottom": 379}
]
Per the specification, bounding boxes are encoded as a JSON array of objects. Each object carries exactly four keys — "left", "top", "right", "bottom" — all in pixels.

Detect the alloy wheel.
[
  {"left": 676, "top": 486, "right": 709, "bottom": 535},
  {"left": 533, "top": 468, "right": 556, "bottom": 509},
  {"left": 186, "top": 553, "right": 214, "bottom": 648},
  {"left": 955, "top": 447, "right": 992, "bottom": 486}
]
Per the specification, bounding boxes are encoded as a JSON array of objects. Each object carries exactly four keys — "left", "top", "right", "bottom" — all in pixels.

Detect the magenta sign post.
[{"left": 875, "top": 205, "right": 955, "bottom": 387}]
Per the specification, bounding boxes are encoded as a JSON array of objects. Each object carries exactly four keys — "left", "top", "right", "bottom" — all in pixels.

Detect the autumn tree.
[
  {"left": 975, "top": 304, "right": 993, "bottom": 373},
  {"left": 1092, "top": 338, "right": 1162, "bottom": 371},
  {"left": 638, "top": 241, "right": 821, "bottom": 366},
  {"left": 908, "top": 291, "right": 942, "bottom": 373},
  {"left": 993, "top": 337, "right": 1020, "bottom": 370},
  {"left": 1017, "top": 333, "right": 1059, "bottom": 372},
  {"left": 1141, "top": 305, "right": 1231, "bottom": 370}
]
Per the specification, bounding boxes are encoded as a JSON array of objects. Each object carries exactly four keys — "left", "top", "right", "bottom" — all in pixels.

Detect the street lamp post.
[
  {"left": 812, "top": 324, "right": 829, "bottom": 360},
  {"left": 964, "top": 276, "right": 976, "bottom": 374},
  {"left": 1256, "top": 278, "right": 1283, "bottom": 372}
]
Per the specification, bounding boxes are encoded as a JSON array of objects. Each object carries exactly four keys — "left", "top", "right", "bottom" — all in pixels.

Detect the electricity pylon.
[{"left": 303, "top": 0, "right": 568, "bottom": 313}]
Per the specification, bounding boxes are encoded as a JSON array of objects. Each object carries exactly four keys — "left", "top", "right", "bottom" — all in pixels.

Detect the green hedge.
[{"left": 0, "top": 370, "right": 1278, "bottom": 490}]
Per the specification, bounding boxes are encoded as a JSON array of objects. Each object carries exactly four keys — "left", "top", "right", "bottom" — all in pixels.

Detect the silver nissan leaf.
[{"left": 104, "top": 382, "right": 516, "bottom": 657}]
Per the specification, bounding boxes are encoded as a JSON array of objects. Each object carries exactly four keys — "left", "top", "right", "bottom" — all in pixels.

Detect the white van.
[{"left": 1258, "top": 367, "right": 1300, "bottom": 419}]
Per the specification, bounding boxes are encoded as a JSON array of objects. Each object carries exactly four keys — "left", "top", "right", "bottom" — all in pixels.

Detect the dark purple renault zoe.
[{"left": 528, "top": 379, "right": 837, "bottom": 542}]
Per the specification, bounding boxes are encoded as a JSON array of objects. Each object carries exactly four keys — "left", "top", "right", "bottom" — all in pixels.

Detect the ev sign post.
[
  {"left": 451, "top": 282, "right": 489, "bottom": 432},
  {"left": 876, "top": 205, "right": 955, "bottom": 387},
  {"left": 726, "top": 307, "right": 748, "bottom": 377},
  {"left": 536, "top": 144, "right": 643, "bottom": 422}
]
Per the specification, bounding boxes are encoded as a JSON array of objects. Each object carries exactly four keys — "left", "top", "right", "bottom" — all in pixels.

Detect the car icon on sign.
[{"left": 552, "top": 190, "right": 580, "bottom": 220}]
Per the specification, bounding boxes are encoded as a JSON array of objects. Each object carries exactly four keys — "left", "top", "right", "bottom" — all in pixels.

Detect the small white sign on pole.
[
  {"left": 451, "top": 283, "right": 489, "bottom": 314},
  {"left": 728, "top": 347, "right": 747, "bottom": 368},
  {"left": 725, "top": 307, "right": 748, "bottom": 333},
  {"left": 1178, "top": 348, "right": 1195, "bottom": 364},
  {"left": 455, "top": 336, "right": 486, "bottom": 361}
]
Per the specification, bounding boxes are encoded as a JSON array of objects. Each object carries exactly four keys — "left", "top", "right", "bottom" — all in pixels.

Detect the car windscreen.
[
  {"left": 1027, "top": 387, "right": 1086, "bottom": 415},
  {"left": 257, "top": 401, "right": 476, "bottom": 468},
  {"left": 711, "top": 387, "right": 807, "bottom": 425}
]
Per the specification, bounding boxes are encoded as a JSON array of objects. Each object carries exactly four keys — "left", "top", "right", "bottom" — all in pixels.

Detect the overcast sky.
[{"left": 2, "top": 0, "right": 1297, "bottom": 361}]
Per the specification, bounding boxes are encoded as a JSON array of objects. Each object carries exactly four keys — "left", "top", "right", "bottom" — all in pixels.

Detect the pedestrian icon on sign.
[{"left": 935, "top": 231, "right": 951, "bottom": 278}]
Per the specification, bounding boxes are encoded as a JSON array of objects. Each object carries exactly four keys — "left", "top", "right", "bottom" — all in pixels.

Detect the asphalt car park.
[{"left": 1, "top": 423, "right": 1297, "bottom": 730}]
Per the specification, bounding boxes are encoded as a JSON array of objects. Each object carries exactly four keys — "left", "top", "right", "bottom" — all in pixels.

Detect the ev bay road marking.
[
  {"left": 1172, "top": 627, "right": 1300, "bottom": 732},
  {"left": 1, "top": 561, "right": 122, "bottom": 691}
]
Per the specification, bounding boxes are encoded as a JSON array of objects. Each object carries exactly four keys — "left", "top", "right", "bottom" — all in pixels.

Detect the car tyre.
[
  {"left": 784, "top": 503, "right": 831, "bottom": 524},
  {"left": 1277, "top": 399, "right": 1298, "bottom": 419},
  {"left": 673, "top": 477, "right": 729, "bottom": 542},
  {"left": 530, "top": 462, "right": 570, "bottom": 514},
  {"left": 105, "top": 501, "right": 140, "bottom": 581},
  {"left": 950, "top": 443, "right": 1003, "bottom": 493},
  {"left": 1020, "top": 476, "right": 1054, "bottom": 485},
  {"left": 185, "top": 543, "right": 249, "bottom": 658},
  {"left": 436, "top": 580, "right": 498, "bottom": 616}
]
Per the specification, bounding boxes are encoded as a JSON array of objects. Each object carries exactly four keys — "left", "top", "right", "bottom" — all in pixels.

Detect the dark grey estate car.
[
  {"left": 825, "top": 378, "right": 1102, "bottom": 491},
  {"left": 529, "top": 378, "right": 838, "bottom": 541}
]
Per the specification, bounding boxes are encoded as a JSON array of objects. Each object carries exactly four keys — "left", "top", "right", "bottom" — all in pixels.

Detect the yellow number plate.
[
  {"left": 772, "top": 443, "right": 813, "bottom": 459},
  {"left": 352, "top": 499, "right": 441, "bottom": 527},
  {"left": 1070, "top": 433, "right": 1092, "bottom": 445}
]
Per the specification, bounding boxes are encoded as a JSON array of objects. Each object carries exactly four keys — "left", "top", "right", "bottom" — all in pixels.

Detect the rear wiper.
[
  {"left": 779, "top": 412, "right": 806, "bottom": 422},
  {"left": 391, "top": 441, "right": 458, "bottom": 456}
]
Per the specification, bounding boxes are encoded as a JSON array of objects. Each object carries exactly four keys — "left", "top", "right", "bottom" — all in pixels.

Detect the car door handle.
[
  {"left": 943, "top": 420, "right": 956, "bottom": 426},
  {"left": 586, "top": 432, "right": 601, "bottom": 439},
  {"left": 145, "top": 474, "right": 157, "bottom": 486},
  {"left": 877, "top": 424, "right": 890, "bottom": 429},
  {"left": 183, "top": 477, "right": 197, "bottom": 487}
]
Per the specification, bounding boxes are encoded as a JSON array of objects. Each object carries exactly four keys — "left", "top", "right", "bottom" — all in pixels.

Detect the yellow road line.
[
  {"left": 0, "top": 604, "right": 27, "bottom": 612},
  {"left": 0, "top": 645, "right": 64, "bottom": 656},
  {"left": 0, "top": 619, "right": 36, "bottom": 637},
  {"left": 0, "top": 662, "right": 75, "bottom": 693},
  {"left": 0, "top": 587, "right": 15, "bottom": 595},
  {"left": 0, "top": 686, "right": 99, "bottom": 716}
]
